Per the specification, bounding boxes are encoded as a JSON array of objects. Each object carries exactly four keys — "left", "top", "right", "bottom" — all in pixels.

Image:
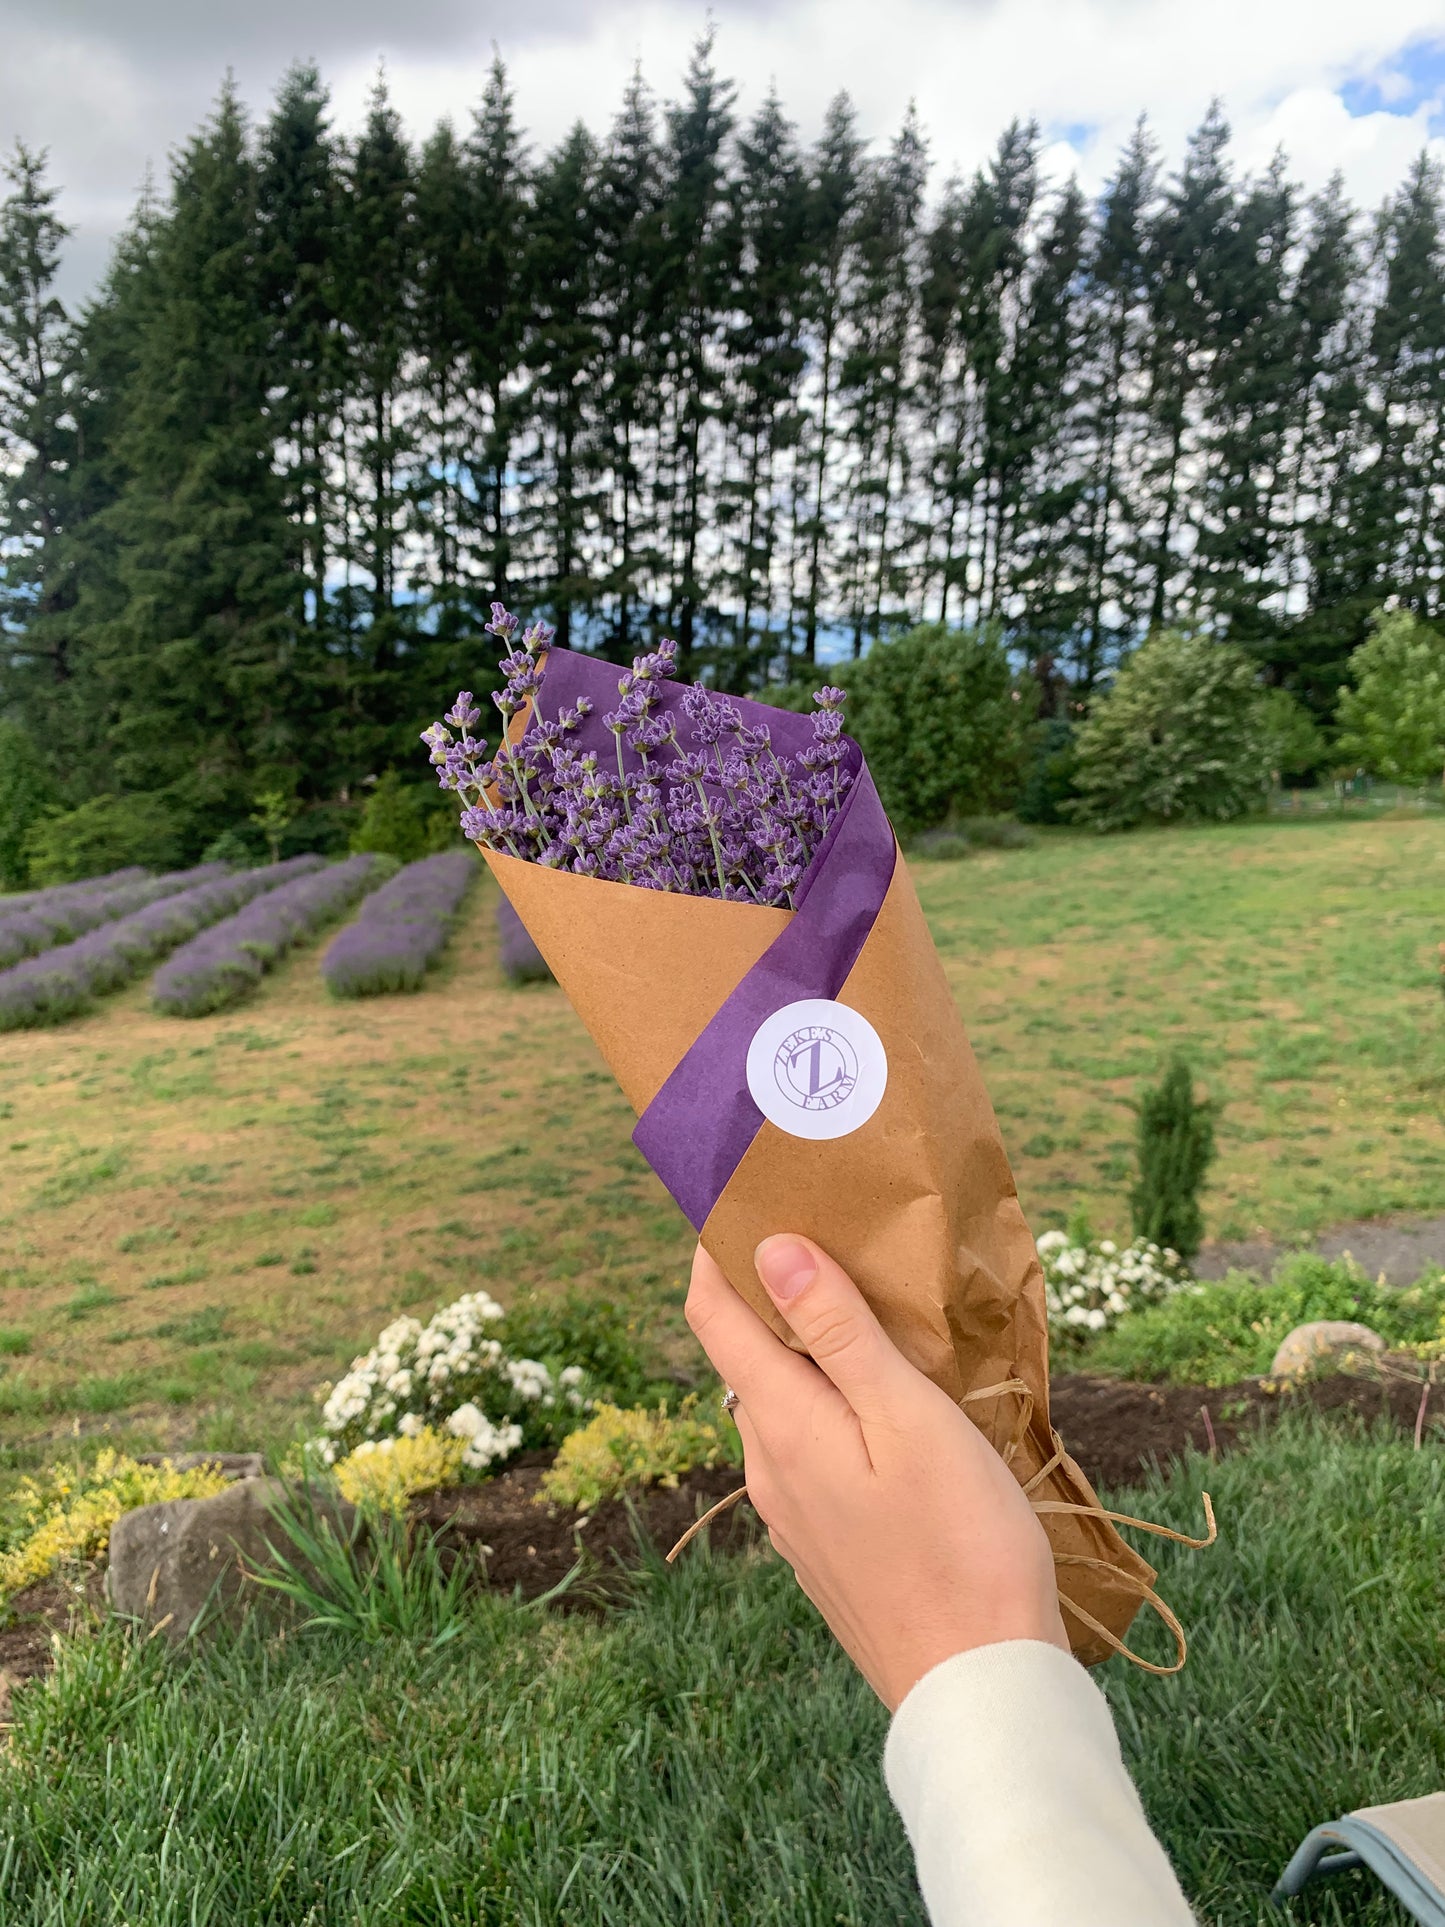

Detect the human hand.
[{"left": 685, "top": 1233, "right": 1070, "bottom": 1713}]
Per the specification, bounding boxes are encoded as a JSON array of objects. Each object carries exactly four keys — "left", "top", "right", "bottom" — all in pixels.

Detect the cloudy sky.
[{"left": 6, "top": 0, "right": 1444, "bottom": 305}]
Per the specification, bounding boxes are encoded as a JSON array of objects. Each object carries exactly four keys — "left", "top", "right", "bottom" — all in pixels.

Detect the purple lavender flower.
[
  {"left": 423, "top": 606, "right": 856, "bottom": 910},
  {"left": 0, "top": 865, "right": 227, "bottom": 970},
  {"left": 151, "top": 856, "right": 389, "bottom": 1018},
  {"left": 496, "top": 894, "right": 553, "bottom": 984},
  {"left": 320, "top": 853, "right": 475, "bottom": 998},
  {"left": 0, "top": 859, "right": 323, "bottom": 1031}
]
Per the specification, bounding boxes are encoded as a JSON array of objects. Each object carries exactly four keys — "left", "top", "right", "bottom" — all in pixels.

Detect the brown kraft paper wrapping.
[{"left": 482, "top": 843, "right": 1158, "bottom": 1666}]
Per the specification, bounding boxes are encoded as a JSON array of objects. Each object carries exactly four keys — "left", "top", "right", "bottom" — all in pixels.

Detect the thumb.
[{"left": 753, "top": 1234, "right": 917, "bottom": 1426}]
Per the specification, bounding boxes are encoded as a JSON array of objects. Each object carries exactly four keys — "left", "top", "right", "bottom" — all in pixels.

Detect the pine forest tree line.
[{"left": 1, "top": 37, "right": 1442, "bottom": 832}]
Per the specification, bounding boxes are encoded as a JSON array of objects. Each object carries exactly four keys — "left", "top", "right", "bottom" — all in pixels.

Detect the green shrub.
[
  {"left": 1257, "top": 687, "right": 1326, "bottom": 784},
  {"left": 497, "top": 1288, "right": 670, "bottom": 1411},
  {"left": 1336, "top": 609, "right": 1445, "bottom": 788},
  {"left": 1077, "top": 1253, "right": 1445, "bottom": 1386},
  {"left": 845, "top": 624, "right": 1035, "bottom": 834},
  {"left": 1069, "top": 630, "right": 1272, "bottom": 831},
  {"left": 21, "top": 791, "right": 187, "bottom": 885},
  {"left": 198, "top": 829, "right": 256, "bottom": 866},
  {"left": 1130, "top": 1056, "right": 1218, "bottom": 1261},
  {"left": 0, "top": 720, "right": 57, "bottom": 890},
  {"left": 351, "top": 771, "right": 431, "bottom": 865},
  {"left": 1016, "top": 716, "right": 1080, "bottom": 825},
  {"left": 955, "top": 815, "right": 1032, "bottom": 849},
  {"left": 908, "top": 828, "right": 972, "bottom": 861},
  {"left": 537, "top": 1396, "right": 743, "bottom": 1510}
]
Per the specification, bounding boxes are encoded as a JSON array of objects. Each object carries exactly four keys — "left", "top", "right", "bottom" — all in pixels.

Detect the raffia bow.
[{"left": 665, "top": 1378, "right": 1217, "bottom": 1677}]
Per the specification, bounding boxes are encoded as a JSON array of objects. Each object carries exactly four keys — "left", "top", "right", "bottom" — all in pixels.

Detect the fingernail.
[{"left": 755, "top": 1237, "right": 816, "bottom": 1302}]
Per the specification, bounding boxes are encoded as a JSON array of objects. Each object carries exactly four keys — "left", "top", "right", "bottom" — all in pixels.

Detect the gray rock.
[
  {"left": 106, "top": 1477, "right": 355, "bottom": 1644},
  {"left": 1270, "top": 1320, "right": 1386, "bottom": 1379},
  {"left": 132, "top": 1452, "right": 266, "bottom": 1481}
]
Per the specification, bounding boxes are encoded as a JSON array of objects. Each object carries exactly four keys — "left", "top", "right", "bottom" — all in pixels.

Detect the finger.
[
  {"left": 753, "top": 1234, "right": 920, "bottom": 1430},
  {"left": 685, "top": 1244, "right": 826, "bottom": 1441}
]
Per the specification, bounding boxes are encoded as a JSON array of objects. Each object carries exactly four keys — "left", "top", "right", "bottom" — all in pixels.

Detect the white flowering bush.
[
  {"left": 1037, "top": 1229, "right": 1195, "bottom": 1340},
  {"left": 313, "top": 1289, "right": 592, "bottom": 1472}
]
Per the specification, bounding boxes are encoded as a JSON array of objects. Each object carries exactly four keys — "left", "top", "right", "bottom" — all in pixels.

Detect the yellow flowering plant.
[
  {"left": 332, "top": 1428, "right": 468, "bottom": 1516},
  {"left": 536, "top": 1394, "right": 743, "bottom": 1512},
  {"left": 0, "top": 1450, "right": 231, "bottom": 1601}
]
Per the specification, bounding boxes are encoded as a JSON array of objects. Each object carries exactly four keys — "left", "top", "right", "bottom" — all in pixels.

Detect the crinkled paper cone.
[{"left": 483, "top": 844, "right": 1156, "bottom": 1666}]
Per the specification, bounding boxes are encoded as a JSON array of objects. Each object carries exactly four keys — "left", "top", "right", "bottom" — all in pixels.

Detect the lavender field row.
[
  {"left": 0, "top": 858, "right": 323, "bottom": 1031},
  {"left": 0, "top": 865, "right": 225, "bottom": 970},
  {"left": 320, "top": 852, "right": 474, "bottom": 998},
  {"left": 151, "top": 854, "right": 391, "bottom": 1017},
  {"left": 0, "top": 866, "right": 148, "bottom": 914}
]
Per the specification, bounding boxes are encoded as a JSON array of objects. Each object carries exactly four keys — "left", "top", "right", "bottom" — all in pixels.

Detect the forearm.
[{"left": 883, "top": 1639, "right": 1196, "bottom": 1927}]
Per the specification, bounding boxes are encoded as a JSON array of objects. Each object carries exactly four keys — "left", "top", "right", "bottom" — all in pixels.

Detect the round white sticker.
[{"left": 745, "top": 998, "right": 888, "bottom": 1143}]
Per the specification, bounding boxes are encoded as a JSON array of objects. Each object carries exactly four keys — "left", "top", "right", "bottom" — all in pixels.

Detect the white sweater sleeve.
[{"left": 882, "top": 1639, "right": 1196, "bottom": 1927}]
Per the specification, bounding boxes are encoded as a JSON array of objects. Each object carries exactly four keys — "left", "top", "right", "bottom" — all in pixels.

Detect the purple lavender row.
[
  {"left": 421, "top": 604, "right": 853, "bottom": 910},
  {"left": 151, "top": 854, "right": 390, "bottom": 1017},
  {"left": 0, "top": 860, "right": 322, "bottom": 1032},
  {"left": 0, "top": 864, "right": 227, "bottom": 970},
  {"left": 319, "top": 852, "right": 474, "bottom": 998},
  {"left": 497, "top": 893, "right": 552, "bottom": 984},
  {"left": 0, "top": 866, "right": 148, "bottom": 912}
]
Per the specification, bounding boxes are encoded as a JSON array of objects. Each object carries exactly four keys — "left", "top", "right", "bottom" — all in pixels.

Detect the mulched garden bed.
[{"left": 0, "top": 1370, "right": 1435, "bottom": 1699}]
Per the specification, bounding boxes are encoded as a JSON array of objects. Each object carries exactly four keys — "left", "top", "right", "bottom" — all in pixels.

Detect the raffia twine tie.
[{"left": 666, "top": 1377, "right": 1217, "bottom": 1677}]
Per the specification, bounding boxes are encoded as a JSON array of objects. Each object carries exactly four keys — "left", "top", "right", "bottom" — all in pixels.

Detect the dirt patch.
[
  {"left": 410, "top": 1450, "right": 761, "bottom": 1608},
  {"left": 1049, "top": 1370, "right": 1438, "bottom": 1492},
  {"left": 1196, "top": 1214, "right": 1445, "bottom": 1285},
  {"left": 0, "top": 1567, "right": 106, "bottom": 1720}
]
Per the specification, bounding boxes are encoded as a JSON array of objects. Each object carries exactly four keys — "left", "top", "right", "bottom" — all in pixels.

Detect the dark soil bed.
[{"left": 1, "top": 1371, "right": 1435, "bottom": 1694}]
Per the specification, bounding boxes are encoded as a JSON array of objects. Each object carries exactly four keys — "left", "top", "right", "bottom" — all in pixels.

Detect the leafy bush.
[
  {"left": 1257, "top": 687, "right": 1326, "bottom": 783},
  {"left": 0, "top": 1450, "right": 230, "bottom": 1599},
  {"left": 1069, "top": 631, "right": 1272, "bottom": 831},
  {"left": 1336, "top": 609, "right": 1445, "bottom": 788},
  {"left": 493, "top": 1286, "right": 669, "bottom": 1410},
  {"left": 1130, "top": 1056, "right": 1218, "bottom": 1260},
  {"left": 199, "top": 828, "right": 258, "bottom": 867},
  {"left": 350, "top": 771, "right": 433, "bottom": 865},
  {"left": 908, "top": 828, "right": 973, "bottom": 861},
  {"left": 22, "top": 791, "right": 188, "bottom": 885},
  {"left": 0, "top": 720, "right": 56, "bottom": 891},
  {"left": 1076, "top": 1253, "right": 1445, "bottom": 1387},
  {"left": 1016, "top": 716, "right": 1080, "bottom": 825},
  {"left": 955, "top": 815, "right": 1032, "bottom": 849},
  {"left": 537, "top": 1396, "right": 743, "bottom": 1511},
  {"left": 1038, "top": 1230, "right": 1194, "bottom": 1342},
  {"left": 843, "top": 624, "right": 1035, "bottom": 834}
]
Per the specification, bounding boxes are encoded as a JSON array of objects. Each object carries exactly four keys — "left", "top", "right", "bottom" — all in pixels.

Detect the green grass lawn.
[
  {"left": 0, "top": 1414, "right": 1437, "bottom": 1925},
  {"left": 0, "top": 813, "right": 1441, "bottom": 1459}
]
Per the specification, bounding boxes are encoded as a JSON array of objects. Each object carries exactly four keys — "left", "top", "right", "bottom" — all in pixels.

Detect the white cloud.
[{"left": 4, "top": 0, "right": 1443, "bottom": 305}]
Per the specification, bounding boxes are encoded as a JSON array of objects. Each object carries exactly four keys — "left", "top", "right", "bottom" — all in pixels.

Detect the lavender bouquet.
[{"left": 421, "top": 607, "right": 1198, "bottom": 1674}]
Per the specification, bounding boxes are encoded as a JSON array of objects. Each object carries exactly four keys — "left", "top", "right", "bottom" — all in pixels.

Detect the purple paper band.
[{"left": 522, "top": 649, "right": 897, "bottom": 1230}]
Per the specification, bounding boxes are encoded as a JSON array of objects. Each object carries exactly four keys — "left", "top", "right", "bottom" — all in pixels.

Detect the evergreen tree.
[
  {"left": 655, "top": 32, "right": 736, "bottom": 675},
  {"left": 796, "top": 94, "right": 861, "bottom": 663},
  {"left": 525, "top": 123, "right": 604, "bottom": 648},
  {"left": 255, "top": 65, "right": 342, "bottom": 646},
  {"left": 88, "top": 83, "right": 301, "bottom": 830},
  {"left": 338, "top": 70, "right": 416, "bottom": 765},
  {"left": 0, "top": 143, "right": 76, "bottom": 706},
  {"left": 592, "top": 68, "right": 665, "bottom": 658},
  {"left": 1073, "top": 122, "right": 1159, "bottom": 686},
  {"left": 465, "top": 57, "right": 530, "bottom": 608},
  {"left": 718, "top": 91, "right": 810, "bottom": 679}
]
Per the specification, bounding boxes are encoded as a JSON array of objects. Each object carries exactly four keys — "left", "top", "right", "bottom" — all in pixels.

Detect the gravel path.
[{"left": 1196, "top": 1215, "right": 1445, "bottom": 1284}]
